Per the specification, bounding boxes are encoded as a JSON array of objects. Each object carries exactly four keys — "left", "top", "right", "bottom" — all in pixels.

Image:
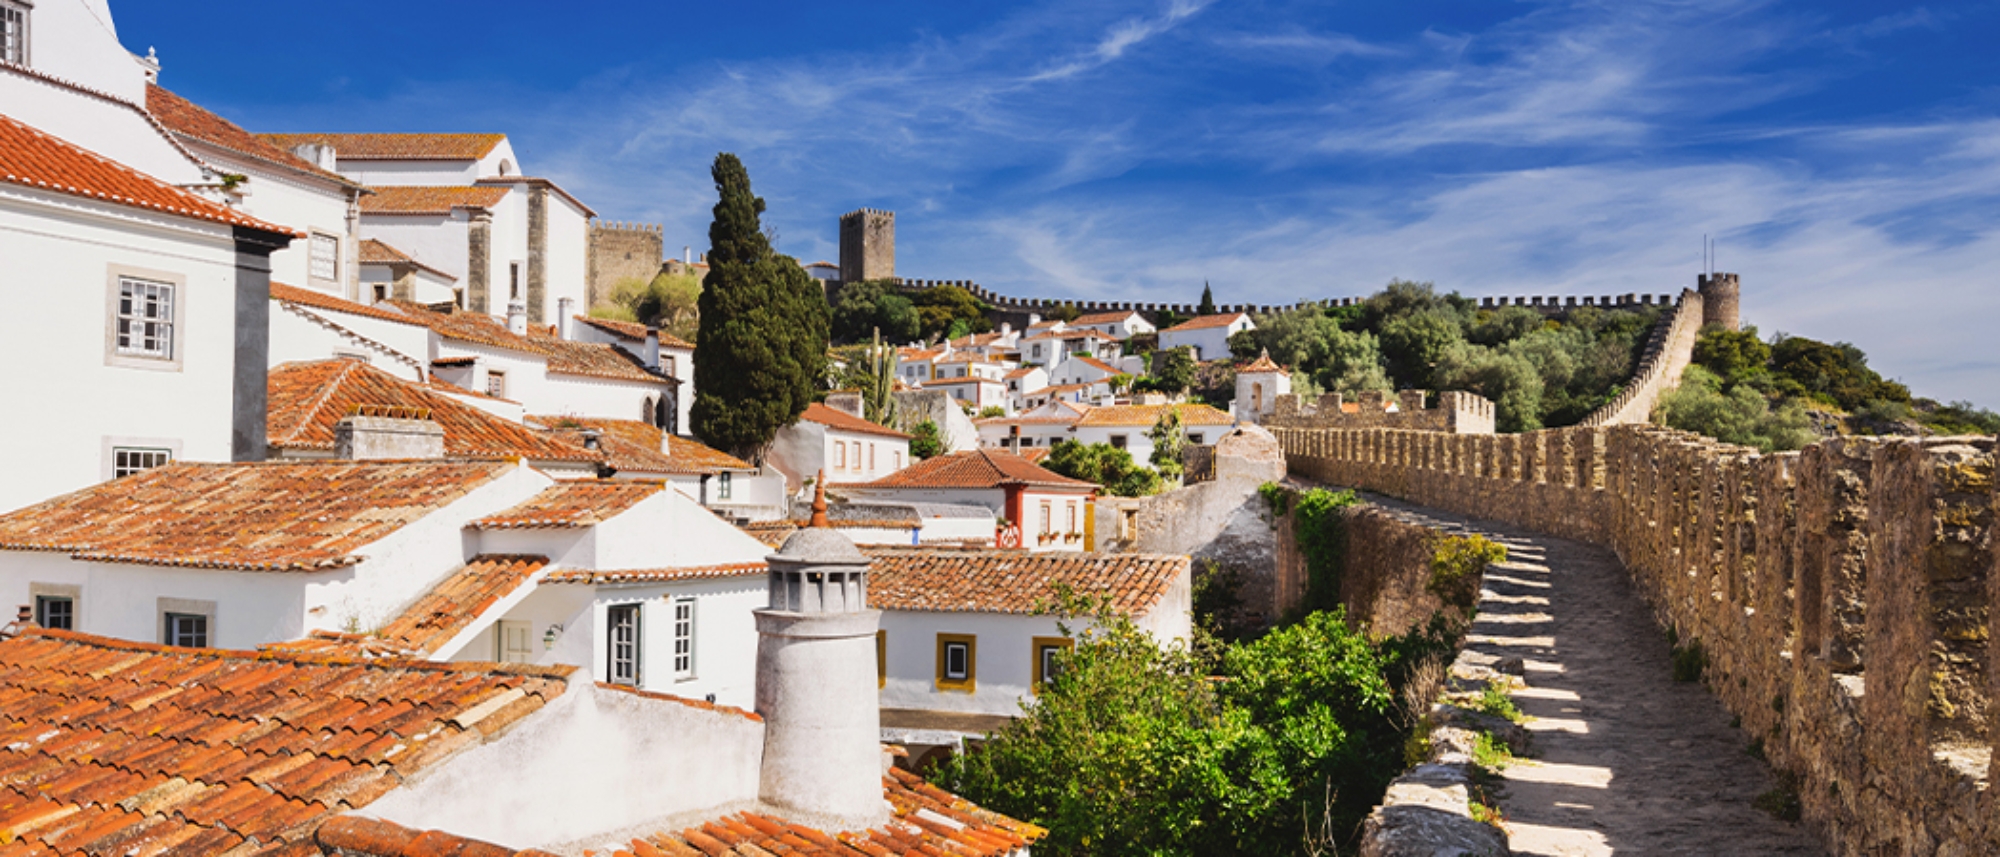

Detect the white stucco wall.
[
  {"left": 544, "top": 193, "right": 590, "bottom": 323},
  {"left": 360, "top": 213, "right": 469, "bottom": 283},
  {"left": 363, "top": 682, "right": 764, "bottom": 851},
  {"left": 190, "top": 145, "right": 356, "bottom": 296},
  {"left": 0, "top": 187, "right": 240, "bottom": 512},
  {"left": 878, "top": 612, "right": 1074, "bottom": 717},
  {"left": 0, "top": 550, "right": 313, "bottom": 649},
  {"left": 1158, "top": 316, "right": 1253, "bottom": 362},
  {"left": 768, "top": 423, "right": 911, "bottom": 493},
  {"left": 267, "top": 303, "right": 431, "bottom": 381},
  {"left": 338, "top": 160, "right": 483, "bottom": 187}
]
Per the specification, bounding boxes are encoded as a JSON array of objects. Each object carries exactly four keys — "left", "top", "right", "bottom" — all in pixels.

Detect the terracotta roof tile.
[
  {"left": 1161, "top": 312, "right": 1249, "bottom": 332},
  {"left": 866, "top": 546, "right": 1188, "bottom": 616},
  {"left": 739, "top": 522, "right": 797, "bottom": 548},
  {"left": 0, "top": 112, "right": 299, "bottom": 236},
  {"left": 800, "top": 403, "right": 913, "bottom": 439},
  {"left": 1004, "top": 366, "right": 1042, "bottom": 380},
  {"left": 1071, "top": 310, "right": 1143, "bottom": 326},
  {"left": 573, "top": 314, "right": 648, "bottom": 341},
  {"left": 258, "top": 133, "right": 507, "bottom": 161},
  {"left": 0, "top": 458, "right": 517, "bottom": 571},
  {"left": 1074, "top": 403, "right": 1235, "bottom": 428},
  {"left": 267, "top": 360, "right": 601, "bottom": 462},
  {"left": 145, "top": 85, "right": 357, "bottom": 187},
  {"left": 357, "top": 238, "right": 456, "bottom": 279},
  {"left": 359, "top": 185, "right": 508, "bottom": 215},
  {"left": 353, "top": 554, "right": 549, "bottom": 656},
  {"left": 849, "top": 449, "right": 1094, "bottom": 491},
  {"left": 386, "top": 301, "right": 670, "bottom": 384},
  {"left": 542, "top": 562, "right": 765, "bottom": 585},
  {"left": 1073, "top": 356, "right": 1121, "bottom": 374},
  {"left": 528, "top": 416, "right": 749, "bottom": 476},
  {"left": 0, "top": 628, "right": 567, "bottom": 855},
  {"left": 1240, "top": 351, "right": 1285, "bottom": 373},
  {"left": 470, "top": 481, "right": 661, "bottom": 529},
  {"left": 1022, "top": 329, "right": 1115, "bottom": 342},
  {"left": 270, "top": 281, "right": 425, "bottom": 327}
]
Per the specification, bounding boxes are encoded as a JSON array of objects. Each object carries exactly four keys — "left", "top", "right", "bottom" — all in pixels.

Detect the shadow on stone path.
[{"left": 1355, "top": 491, "right": 1825, "bottom": 856}]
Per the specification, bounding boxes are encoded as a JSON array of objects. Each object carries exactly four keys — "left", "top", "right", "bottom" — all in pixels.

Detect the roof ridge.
[
  {"left": 23, "top": 626, "right": 576, "bottom": 678},
  {"left": 276, "top": 359, "right": 363, "bottom": 447}
]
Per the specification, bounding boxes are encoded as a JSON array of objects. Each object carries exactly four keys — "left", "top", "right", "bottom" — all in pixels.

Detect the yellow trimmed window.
[
  {"left": 935, "top": 633, "right": 977, "bottom": 692},
  {"left": 1032, "top": 636, "right": 1074, "bottom": 692}
]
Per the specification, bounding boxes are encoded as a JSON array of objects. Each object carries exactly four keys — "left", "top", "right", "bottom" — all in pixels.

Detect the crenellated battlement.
[
  {"left": 588, "top": 220, "right": 666, "bottom": 236},
  {"left": 1267, "top": 389, "right": 1497, "bottom": 434},
  {"left": 1275, "top": 423, "right": 2000, "bottom": 856}
]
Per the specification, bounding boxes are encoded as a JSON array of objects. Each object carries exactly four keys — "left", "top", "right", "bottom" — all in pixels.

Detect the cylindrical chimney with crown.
[
  {"left": 506, "top": 299, "right": 527, "bottom": 335},
  {"left": 753, "top": 478, "right": 887, "bottom": 830},
  {"left": 1698, "top": 272, "right": 1740, "bottom": 331}
]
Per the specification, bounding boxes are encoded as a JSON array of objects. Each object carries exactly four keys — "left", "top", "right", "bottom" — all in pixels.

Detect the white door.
[{"left": 497, "top": 620, "right": 534, "bottom": 663}]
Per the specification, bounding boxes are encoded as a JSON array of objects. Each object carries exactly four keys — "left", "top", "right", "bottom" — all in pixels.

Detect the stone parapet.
[{"left": 1276, "top": 424, "right": 1999, "bottom": 855}]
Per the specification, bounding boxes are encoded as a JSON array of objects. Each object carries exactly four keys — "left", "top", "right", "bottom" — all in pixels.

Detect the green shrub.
[
  {"left": 1428, "top": 534, "right": 1507, "bottom": 616},
  {"left": 1472, "top": 731, "right": 1514, "bottom": 771},
  {"left": 1475, "top": 679, "right": 1523, "bottom": 723},
  {"left": 1671, "top": 640, "right": 1707, "bottom": 683},
  {"left": 1292, "top": 488, "right": 1362, "bottom": 616}
]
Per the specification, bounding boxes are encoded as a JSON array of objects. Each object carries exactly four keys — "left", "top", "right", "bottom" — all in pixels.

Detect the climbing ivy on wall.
[{"left": 1290, "top": 486, "right": 1362, "bottom": 616}]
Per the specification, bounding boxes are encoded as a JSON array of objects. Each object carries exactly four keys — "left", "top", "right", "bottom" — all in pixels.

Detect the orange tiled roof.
[
  {"left": 1074, "top": 403, "right": 1235, "bottom": 427},
  {"left": 866, "top": 546, "right": 1188, "bottom": 616},
  {"left": 800, "top": 403, "right": 913, "bottom": 439},
  {"left": 357, "top": 238, "right": 456, "bottom": 279},
  {"left": 470, "top": 481, "right": 662, "bottom": 529},
  {"left": 386, "top": 301, "right": 670, "bottom": 385},
  {"left": 739, "top": 521, "right": 797, "bottom": 548},
  {"left": 851, "top": 448, "right": 1094, "bottom": 491},
  {"left": 1162, "top": 312, "right": 1249, "bottom": 332},
  {"left": 0, "top": 112, "right": 299, "bottom": 235},
  {"left": 0, "top": 459, "right": 516, "bottom": 571},
  {"left": 310, "top": 767, "right": 1040, "bottom": 856},
  {"left": 146, "top": 85, "right": 357, "bottom": 187},
  {"left": 1004, "top": 366, "right": 1042, "bottom": 380},
  {"left": 1073, "top": 356, "right": 1121, "bottom": 374},
  {"left": 1019, "top": 447, "right": 1052, "bottom": 463},
  {"left": 1240, "top": 351, "right": 1286, "bottom": 373},
  {"left": 270, "top": 281, "right": 425, "bottom": 327},
  {"left": 268, "top": 360, "right": 601, "bottom": 462},
  {"left": 530, "top": 415, "right": 751, "bottom": 476},
  {"left": 259, "top": 132, "right": 507, "bottom": 160},
  {"left": 543, "top": 561, "right": 766, "bottom": 585},
  {"left": 359, "top": 184, "right": 509, "bottom": 215},
  {"left": 1071, "top": 310, "right": 1142, "bottom": 326},
  {"left": 1022, "top": 329, "right": 1115, "bottom": 342},
  {"left": 372, "top": 555, "right": 547, "bottom": 655},
  {"left": 0, "top": 628, "right": 568, "bottom": 855},
  {"left": 574, "top": 314, "right": 648, "bottom": 341}
]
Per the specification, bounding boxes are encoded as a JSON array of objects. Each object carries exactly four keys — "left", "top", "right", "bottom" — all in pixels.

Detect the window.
[
  {"left": 0, "top": 4, "right": 25, "bottom": 65},
  {"left": 372, "top": 283, "right": 389, "bottom": 302},
  {"left": 869, "top": 443, "right": 877, "bottom": 471},
  {"left": 486, "top": 370, "right": 506, "bottom": 398},
  {"left": 112, "top": 447, "right": 171, "bottom": 478},
  {"left": 894, "top": 451, "right": 903, "bottom": 470},
  {"left": 1189, "top": 433, "right": 1205, "bottom": 445},
  {"left": 876, "top": 630, "right": 887, "bottom": 688},
  {"left": 663, "top": 355, "right": 676, "bottom": 377},
  {"left": 1039, "top": 502, "right": 1052, "bottom": 535},
  {"left": 936, "top": 633, "right": 976, "bottom": 692},
  {"left": 1032, "top": 637, "right": 1073, "bottom": 691},
  {"left": 509, "top": 262, "right": 522, "bottom": 299},
  {"left": 1067, "top": 503, "right": 1077, "bottom": 533},
  {"left": 671, "top": 597, "right": 695, "bottom": 679},
  {"left": 1109, "top": 434, "right": 1127, "bottom": 449},
  {"left": 164, "top": 613, "right": 207, "bottom": 648},
  {"left": 496, "top": 620, "right": 533, "bottom": 663},
  {"left": 34, "top": 595, "right": 72, "bottom": 631},
  {"left": 607, "top": 603, "right": 641, "bottom": 686},
  {"left": 717, "top": 471, "right": 733, "bottom": 500},
  {"left": 115, "top": 277, "right": 175, "bottom": 359},
  {"left": 1032, "top": 345, "right": 1043, "bottom": 358},
  {"left": 836, "top": 441, "right": 848, "bottom": 469},
  {"left": 309, "top": 233, "right": 340, "bottom": 283}
]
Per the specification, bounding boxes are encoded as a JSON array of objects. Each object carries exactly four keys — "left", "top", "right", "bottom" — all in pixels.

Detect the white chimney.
[
  {"left": 643, "top": 328, "right": 661, "bottom": 369},
  {"left": 557, "top": 297, "right": 576, "bottom": 340},
  {"left": 506, "top": 299, "right": 527, "bottom": 335},
  {"left": 755, "top": 483, "right": 887, "bottom": 830},
  {"left": 1027, "top": 313, "right": 1042, "bottom": 327},
  {"left": 683, "top": 246, "right": 693, "bottom": 265},
  {"left": 1000, "top": 322, "right": 1012, "bottom": 335},
  {"left": 334, "top": 409, "right": 444, "bottom": 460}
]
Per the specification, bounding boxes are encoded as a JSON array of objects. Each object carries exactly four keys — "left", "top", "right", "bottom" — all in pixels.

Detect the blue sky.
[{"left": 121, "top": 1, "right": 2000, "bottom": 406}]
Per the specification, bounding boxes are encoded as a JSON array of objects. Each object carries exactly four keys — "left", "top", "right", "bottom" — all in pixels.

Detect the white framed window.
[
  {"left": 309, "top": 232, "right": 340, "bottom": 284},
  {"left": 671, "top": 597, "right": 695, "bottom": 679},
  {"left": 1067, "top": 503, "right": 1077, "bottom": 533},
  {"left": 0, "top": 3, "right": 26, "bottom": 66},
  {"left": 112, "top": 447, "right": 172, "bottom": 478},
  {"left": 1040, "top": 502, "right": 1052, "bottom": 535},
  {"left": 509, "top": 262, "right": 522, "bottom": 299},
  {"left": 115, "top": 277, "right": 175, "bottom": 360},
  {"left": 165, "top": 613, "right": 207, "bottom": 647},
  {"left": 869, "top": 443, "right": 877, "bottom": 471},
  {"left": 717, "top": 472, "right": 733, "bottom": 500},
  {"left": 35, "top": 595, "right": 73, "bottom": 630},
  {"left": 607, "top": 603, "right": 641, "bottom": 686},
  {"left": 836, "top": 441, "right": 847, "bottom": 469},
  {"left": 486, "top": 369, "right": 506, "bottom": 398},
  {"left": 944, "top": 642, "right": 970, "bottom": 679}
]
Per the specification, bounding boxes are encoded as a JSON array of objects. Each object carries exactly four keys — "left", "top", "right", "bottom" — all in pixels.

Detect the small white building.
[
  {"left": 1233, "top": 350, "right": 1293, "bottom": 422},
  {"left": 1051, "top": 354, "right": 1125, "bottom": 388},
  {"left": 570, "top": 314, "right": 697, "bottom": 435},
  {"left": 869, "top": 547, "right": 1192, "bottom": 719},
  {"left": 1003, "top": 365, "right": 1049, "bottom": 411},
  {"left": 1158, "top": 312, "right": 1254, "bottom": 362},
  {"left": 1066, "top": 309, "right": 1155, "bottom": 340},
  {"left": 358, "top": 237, "right": 459, "bottom": 304},
  {"left": 1019, "top": 328, "right": 1121, "bottom": 368},
  {"left": 1069, "top": 403, "right": 1237, "bottom": 467},
  {"left": 837, "top": 449, "right": 1098, "bottom": 552},
  {"left": 393, "top": 300, "right": 679, "bottom": 427},
  {"left": 976, "top": 401, "right": 1090, "bottom": 452},
  {"left": 767, "top": 402, "right": 914, "bottom": 494}
]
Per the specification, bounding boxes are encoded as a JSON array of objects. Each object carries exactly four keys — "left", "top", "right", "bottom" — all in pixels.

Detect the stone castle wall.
[
  {"left": 586, "top": 221, "right": 664, "bottom": 311},
  {"left": 1276, "top": 423, "right": 1999, "bottom": 855},
  {"left": 1267, "top": 389, "right": 1498, "bottom": 435},
  {"left": 1576, "top": 288, "right": 1705, "bottom": 427}
]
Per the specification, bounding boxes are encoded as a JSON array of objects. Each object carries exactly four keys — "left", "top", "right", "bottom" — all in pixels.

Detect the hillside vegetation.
[{"left": 1234, "top": 281, "right": 1661, "bottom": 432}]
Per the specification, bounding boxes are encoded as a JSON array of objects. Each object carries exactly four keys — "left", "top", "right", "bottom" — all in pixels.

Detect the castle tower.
[
  {"left": 838, "top": 209, "right": 894, "bottom": 284},
  {"left": 1233, "top": 349, "right": 1290, "bottom": 423},
  {"left": 754, "top": 479, "right": 887, "bottom": 829},
  {"left": 1698, "top": 272, "right": 1740, "bottom": 331}
]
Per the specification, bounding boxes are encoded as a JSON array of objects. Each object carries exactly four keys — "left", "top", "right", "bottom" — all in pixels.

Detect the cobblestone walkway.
[{"left": 1358, "top": 492, "right": 1825, "bottom": 856}]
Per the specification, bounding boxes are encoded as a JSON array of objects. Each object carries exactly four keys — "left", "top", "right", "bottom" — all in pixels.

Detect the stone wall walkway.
[{"left": 1355, "top": 491, "right": 1825, "bottom": 856}]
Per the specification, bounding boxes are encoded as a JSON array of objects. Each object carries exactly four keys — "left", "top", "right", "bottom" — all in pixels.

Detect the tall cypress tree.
[
  {"left": 1198, "top": 281, "right": 1217, "bottom": 315},
  {"left": 691, "top": 154, "right": 830, "bottom": 459}
]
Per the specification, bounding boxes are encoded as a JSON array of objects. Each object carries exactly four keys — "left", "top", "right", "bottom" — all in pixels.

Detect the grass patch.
[
  {"left": 1472, "top": 731, "right": 1514, "bottom": 772},
  {"left": 1469, "top": 800, "right": 1505, "bottom": 829},
  {"left": 1671, "top": 640, "right": 1707, "bottom": 683},
  {"left": 1476, "top": 679, "right": 1523, "bottom": 723}
]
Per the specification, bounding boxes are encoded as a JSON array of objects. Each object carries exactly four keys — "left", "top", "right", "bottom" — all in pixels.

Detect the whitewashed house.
[
  {"left": 1066, "top": 309, "right": 1155, "bottom": 340},
  {"left": 1233, "top": 350, "right": 1293, "bottom": 422},
  {"left": 767, "top": 401, "right": 913, "bottom": 494},
  {"left": 1020, "top": 328, "right": 1120, "bottom": 368},
  {"left": 267, "top": 283, "right": 433, "bottom": 380},
  {"left": 1069, "top": 403, "right": 1236, "bottom": 467},
  {"left": 358, "top": 237, "right": 459, "bottom": 303},
  {"left": 870, "top": 547, "right": 1192, "bottom": 719},
  {"left": 1051, "top": 354, "right": 1125, "bottom": 388},
  {"left": 572, "top": 315, "right": 696, "bottom": 434},
  {"left": 838, "top": 449, "right": 1097, "bottom": 552},
  {"left": 391, "top": 299, "right": 679, "bottom": 426},
  {"left": 258, "top": 132, "right": 595, "bottom": 326},
  {"left": 1157, "top": 311, "right": 1254, "bottom": 361},
  {"left": 1003, "top": 365, "right": 1049, "bottom": 412},
  {"left": 976, "top": 401, "right": 1091, "bottom": 452}
]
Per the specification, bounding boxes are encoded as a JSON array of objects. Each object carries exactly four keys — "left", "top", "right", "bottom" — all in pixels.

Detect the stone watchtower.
[
  {"left": 838, "top": 209, "right": 894, "bottom": 284},
  {"left": 754, "top": 480, "right": 887, "bottom": 830},
  {"left": 1698, "top": 272, "right": 1740, "bottom": 331}
]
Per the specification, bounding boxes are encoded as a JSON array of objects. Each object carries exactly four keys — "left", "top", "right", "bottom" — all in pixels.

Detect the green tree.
[
  {"left": 691, "top": 153, "right": 829, "bottom": 459},
  {"left": 908, "top": 419, "right": 945, "bottom": 459},
  {"left": 1198, "top": 281, "right": 1218, "bottom": 316},
  {"left": 909, "top": 285, "right": 994, "bottom": 341},
  {"left": 1768, "top": 335, "right": 1909, "bottom": 410},
  {"left": 595, "top": 271, "right": 703, "bottom": 342},
  {"left": 1433, "top": 342, "right": 1546, "bottom": 432},
  {"left": 1142, "top": 346, "right": 1197, "bottom": 395},
  {"left": 1148, "top": 408, "right": 1185, "bottom": 482},
  {"left": 1655, "top": 365, "right": 1815, "bottom": 452},
  {"left": 1052, "top": 302, "right": 1082, "bottom": 323},
  {"left": 1227, "top": 328, "right": 1261, "bottom": 360},
  {"left": 1044, "top": 440, "right": 1162, "bottom": 497},
  {"left": 977, "top": 405, "right": 1008, "bottom": 419},
  {"left": 859, "top": 332, "right": 899, "bottom": 428},
  {"left": 831, "top": 279, "right": 920, "bottom": 344},
  {"left": 1691, "top": 324, "right": 1772, "bottom": 387},
  {"left": 1378, "top": 309, "right": 1464, "bottom": 389}
]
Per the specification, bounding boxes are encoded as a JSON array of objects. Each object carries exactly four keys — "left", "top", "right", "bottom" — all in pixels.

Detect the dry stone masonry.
[{"left": 1276, "top": 422, "right": 1999, "bottom": 856}]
